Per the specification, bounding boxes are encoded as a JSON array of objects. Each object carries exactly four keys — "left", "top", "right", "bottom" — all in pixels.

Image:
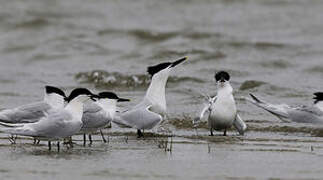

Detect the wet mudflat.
[{"left": 0, "top": 127, "right": 323, "bottom": 180}]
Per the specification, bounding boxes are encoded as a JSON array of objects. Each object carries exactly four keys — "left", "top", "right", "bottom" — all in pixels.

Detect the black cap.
[
  {"left": 65, "top": 88, "right": 93, "bottom": 102},
  {"left": 98, "top": 92, "right": 130, "bottom": 102},
  {"left": 215, "top": 71, "right": 230, "bottom": 82},
  {"left": 147, "top": 56, "right": 187, "bottom": 77},
  {"left": 313, "top": 92, "right": 323, "bottom": 104},
  {"left": 45, "top": 86, "right": 66, "bottom": 98}
]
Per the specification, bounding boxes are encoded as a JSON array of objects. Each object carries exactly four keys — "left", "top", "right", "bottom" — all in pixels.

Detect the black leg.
[
  {"left": 137, "top": 129, "right": 143, "bottom": 138},
  {"left": 209, "top": 128, "right": 214, "bottom": 136},
  {"left": 9, "top": 135, "right": 17, "bottom": 144},
  {"left": 57, "top": 141, "right": 60, "bottom": 152},
  {"left": 223, "top": 129, "right": 227, "bottom": 136},
  {"left": 100, "top": 130, "right": 107, "bottom": 143},
  {"left": 33, "top": 138, "right": 40, "bottom": 145},
  {"left": 69, "top": 137, "right": 73, "bottom": 148},
  {"left": 48, "top": 141, "right": 51, "bottom": 151},
  {"left": 89, "top": 134, "right": 93, "bottom": 145},
  {"left": 83, "top": 134, "right": 86, "bottom": 146}
]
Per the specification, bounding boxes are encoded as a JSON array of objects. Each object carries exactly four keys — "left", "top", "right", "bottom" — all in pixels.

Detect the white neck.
[
  {"left": 44, "top": 93, "right": 65, "bottom": 109},
  {"left": 315, "top": 101, "right": 323, "bottom": 111},
  {"left": 96, "top": 99, "right": 117, "bottom": 119},
  {"left": 65, "top": 98, "right": 85, "bottom": 122},
  {"left": 217, "top": 81, "right": 233, "bottom": 97},
  {"left": 144, "top": 69, "right": 170, "bottom": 114}
]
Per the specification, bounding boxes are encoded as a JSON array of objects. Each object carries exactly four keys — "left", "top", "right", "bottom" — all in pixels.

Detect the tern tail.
[
  {"left": 246, "top": 93, "right": 289, "bottom": 120},
  {"left": 0, "top": 122, "right": 36, "bottom": 137},
  {"left": 233, "top": 114, "right": 247, "bottom": 135},
  {"left": 0, "top": 122, "right": 24, "bottom": 128}
]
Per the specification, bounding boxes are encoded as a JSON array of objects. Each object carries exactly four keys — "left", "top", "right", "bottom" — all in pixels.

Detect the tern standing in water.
[
  {"left": 113, "top": 57, "right": 187, "bottom": 137},
  {"left": 81, "top": 92, "right": 130, "bottom": 145},
  {"left": 194, "top": 71, "right": 247, "bottom": 136},
  {"left": 0, "top": 88, "right": 96, "bottom": 151},
  {"left": 246, "top": 92, "right": 323, "bottom": 124},
  {"left": 0, "top": 86, "right": 67, "bottom": 144},
  {"left": 0, "top": 86, "right": 66, "bottom": 124}
]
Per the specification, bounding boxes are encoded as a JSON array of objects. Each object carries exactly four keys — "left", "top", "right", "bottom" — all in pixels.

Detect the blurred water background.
[{"left": 0, "top": 0, "right": 323, "bottom": 179}]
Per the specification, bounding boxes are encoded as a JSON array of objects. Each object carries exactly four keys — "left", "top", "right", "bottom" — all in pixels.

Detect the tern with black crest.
[
  {"left": 0, "top": 86, "right": 67, "bottom": 144},
  {"left": 194, "top": 71, "right": 247, "bottom": 136},
  {"left": 0, "top": 88, "right": 96, "bottom": 151},
  {"left": 0, "top": 86, "right": 66, "bottom": 124},
  {"left": 81, "top": 91, "right": 130, "bottom": 145},
  {"left": 113, "top": 57, "right": 187, "bottom": 137}
]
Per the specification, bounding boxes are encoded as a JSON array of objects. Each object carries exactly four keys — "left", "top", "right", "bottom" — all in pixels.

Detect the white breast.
[{"left": 209, "top": 83, "right": 237, "bottom": 129}]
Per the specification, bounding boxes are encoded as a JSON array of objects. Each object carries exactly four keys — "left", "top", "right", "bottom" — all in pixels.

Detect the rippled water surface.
[{"left": 0, "top": 0, "right": 323, "bottom": 179}]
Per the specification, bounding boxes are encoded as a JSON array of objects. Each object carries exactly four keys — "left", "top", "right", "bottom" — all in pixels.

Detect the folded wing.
[
  {"left": 113, "top": 105, "right": 162, "bottom": 130},
  {"left": 0, "top": 102, "right": 51, "bottom": 123}
]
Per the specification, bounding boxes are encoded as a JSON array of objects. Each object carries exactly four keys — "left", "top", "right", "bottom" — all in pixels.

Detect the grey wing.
[
  {"left": 233, "top": 114, "right": 247, "bottom": 135},
  {"left": 82, "top": 103, "right": 108, "bottom": 128},
  {"left": 247, "top": 93, "right": 290, "bottom": 120},
  {"left": 294, "top": 106, "right": 323, "bottom": 116},
  {"left": 193, "top": 104, "right": 210, "bottom": 125},
  {"left": 0, "top": 110, "right": 71, "bottom": 138},
  {"left": 0, "top": 122, "right": 37, "bottom": 137},
  {"left": 113, "top": 106, "right": 162, "bottom": 130},
  {"left": 113, "top": 112, "right": 133, "bottom": 128},
  {"left": 193, "top": 96, "right": 217, "bottom": 125},
  {"left": 0, "top": 102, "right": 51, "bottom": 123},
  {"left": 113, "top": 99, "right": 151, "bottom": 127},
  {"left": 83, "top": 102, "right": 102, "bottom": 114},
  {"left": 26, "top": 110, "right": 72, "bottom": 138},
  {"left": 286, "top": 106, "right": 323, "bottom": 124},
  {"left": 132, "top": 98, "right": 152, "bottom": 110},
  {"left": 82, "top": 109, "right": 110, "bottom": 130}
]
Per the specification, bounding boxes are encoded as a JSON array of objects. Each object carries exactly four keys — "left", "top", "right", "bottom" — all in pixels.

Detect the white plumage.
[{"left": 113, "top": 57, "right": 187, "bottom": 137}]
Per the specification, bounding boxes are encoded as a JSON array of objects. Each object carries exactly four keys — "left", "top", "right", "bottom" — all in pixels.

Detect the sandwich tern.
[
  {"left": 0, "top": 88, "right": 96, "bottom": 151},
  {"left": 0, "top": 86, "right": 66, "bottom": 124},
  {"left": 194, "top": 71, "right": 247, "bottom": 136},
  {"left": 113, "top": 57, "right": 187, "bottom": 137},
  {"left": 81, "top": 91, "right": 130, "bottom": 145},
  {"left": 246, "top": 93, "right": 323, "bottom": 124},
  {"left": 0, "top": 86, "right": 67, "bottom": 144}
]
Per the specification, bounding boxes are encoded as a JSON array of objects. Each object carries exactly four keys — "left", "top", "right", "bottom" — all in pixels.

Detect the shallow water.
[{"left": 0, "top": 0, "right": 323, "bottom": 179}]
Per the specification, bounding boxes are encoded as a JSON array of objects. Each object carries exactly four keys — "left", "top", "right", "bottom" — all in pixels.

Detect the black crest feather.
[
  {"left": 147, "top": 57, "right": 187, "bottom": 77},
  {"left": 98, "top": 91, "right": 130, "bottom": 102},
  {"left": 147, "top": 62, "right": 171, "bottom": 76},
  {"left": 98, "top": 92, "right": 119, "bottom": 99},
  {"left": 66, "top": 88, "right": 92, "bottom": 102},
  {"left": 45, "top": 86, "right": 66, "bottom": 98},
  {"left": 215, "top": 71, "right": 230, "bottom": 81},
  {"left": 313, "top": 92, "right": 323, "bottom": 104}
]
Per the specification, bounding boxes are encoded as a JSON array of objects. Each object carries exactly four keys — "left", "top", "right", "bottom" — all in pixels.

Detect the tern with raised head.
[{"left": 113, "top": 57, "right": 187, "bottom": 137}]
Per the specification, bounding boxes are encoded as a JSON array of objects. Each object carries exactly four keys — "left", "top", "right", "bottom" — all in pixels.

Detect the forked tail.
[{"left": 246, "top": 93, "right": 290, "bottom": 120}]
